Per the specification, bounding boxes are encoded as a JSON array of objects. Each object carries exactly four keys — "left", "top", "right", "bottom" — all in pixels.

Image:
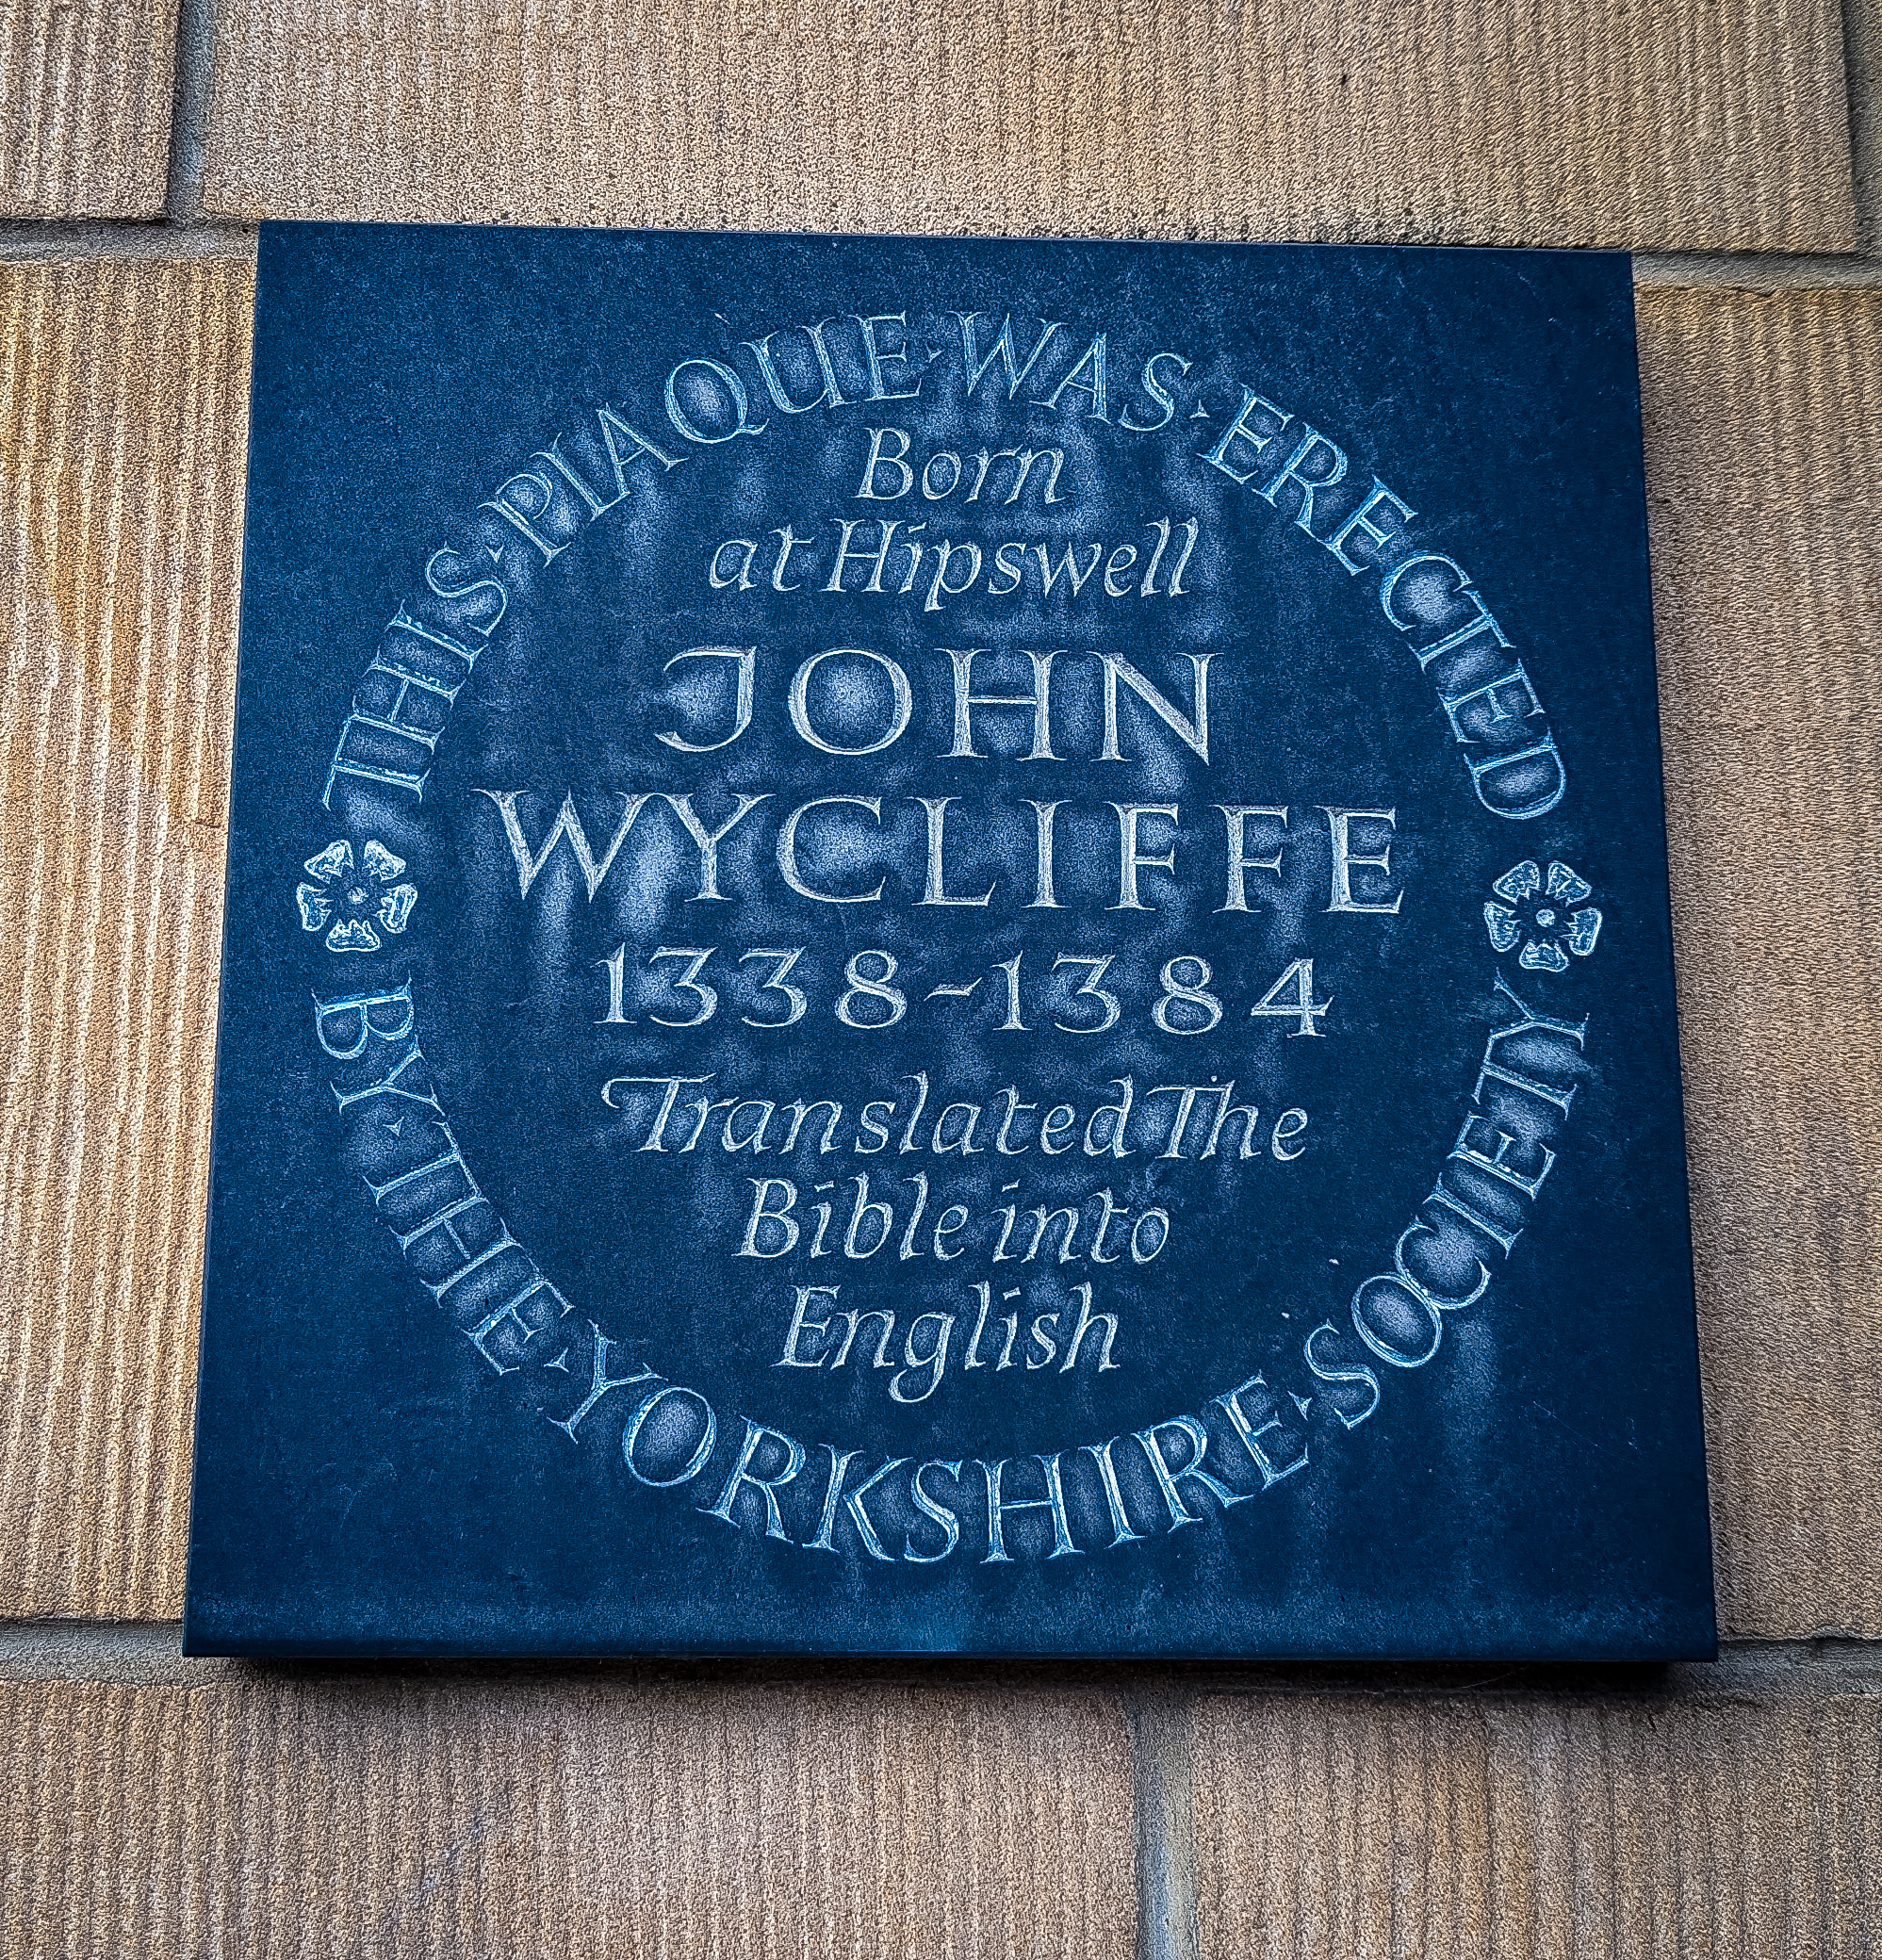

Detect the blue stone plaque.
[{"left": 184, "top": 222, "right": 1715, "bottom": 1658}]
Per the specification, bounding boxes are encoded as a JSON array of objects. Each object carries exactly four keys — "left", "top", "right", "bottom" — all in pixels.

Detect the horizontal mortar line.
[
  {"left": 0, "top": 220, "right": 1876, "bottom": 287},
  {"left": 0, "top": 1620, "right": 198, "bottom": 1683},
  {"left": 1633, "top": 249, "right": 1882, "bottom": 287},
  {"left": 0, "top": 218, "right": 257, "bottom": 260},
  {"left": 2, "top": 1624, "right": 1882, "bottom": 1691}
]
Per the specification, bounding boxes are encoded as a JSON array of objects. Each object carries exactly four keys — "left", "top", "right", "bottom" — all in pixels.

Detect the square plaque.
[{"left": 185, "top": 222, "right": 1715, "bottom": 1658}]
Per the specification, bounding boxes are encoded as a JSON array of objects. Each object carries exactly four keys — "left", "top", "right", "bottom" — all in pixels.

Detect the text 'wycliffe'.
[{"left": 466, "top": 447, "right": 1405, "bottom": 1330}]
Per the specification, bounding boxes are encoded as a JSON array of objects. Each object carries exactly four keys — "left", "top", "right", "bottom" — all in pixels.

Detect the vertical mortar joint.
[{"left": 1131, "top": 1690, "right": 1201, "bottom": 1960}]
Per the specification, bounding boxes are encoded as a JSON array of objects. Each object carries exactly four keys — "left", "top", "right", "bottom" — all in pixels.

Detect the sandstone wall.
[{"left": 0, "top": 0, "right": 1877, "bottom": 1951}]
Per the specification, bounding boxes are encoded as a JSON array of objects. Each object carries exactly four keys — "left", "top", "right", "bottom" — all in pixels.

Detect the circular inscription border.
[{"left": 300, "top": 305, "right": 1599, "bottom": 1568}]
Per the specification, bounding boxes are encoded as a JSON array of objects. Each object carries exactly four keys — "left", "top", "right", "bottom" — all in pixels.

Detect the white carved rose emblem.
[
  {"left": 1484, "top": 859, "right": 1601, "bottom": 973},
  {"left": 296, "top": 839, "right": 418, "bottom": 954}
]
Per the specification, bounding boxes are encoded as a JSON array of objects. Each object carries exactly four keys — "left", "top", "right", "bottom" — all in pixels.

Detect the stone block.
[
  {"left": 197, "top": 0, "right": 1856, "bottom": 250},
  {"left": 0, "top": 257, "right": 251, "bottom": 1620},
  {"left": 0, "top": 0, "right": 176, "bottom": 217},
  {"left": 0, "top": 1673, "right": 1135, "bottom": 1959},
  {"left": 1193, "top": 1682, "right": 1882, "bottom": 1959},
  {"left": 1638, "top": 289, "right": 1882, "bottom": 1638}
]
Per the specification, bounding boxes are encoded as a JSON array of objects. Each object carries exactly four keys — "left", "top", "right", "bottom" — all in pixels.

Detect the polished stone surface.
[{"left": 184, "top": 223, "right": 1712, "bottom": 1657}]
